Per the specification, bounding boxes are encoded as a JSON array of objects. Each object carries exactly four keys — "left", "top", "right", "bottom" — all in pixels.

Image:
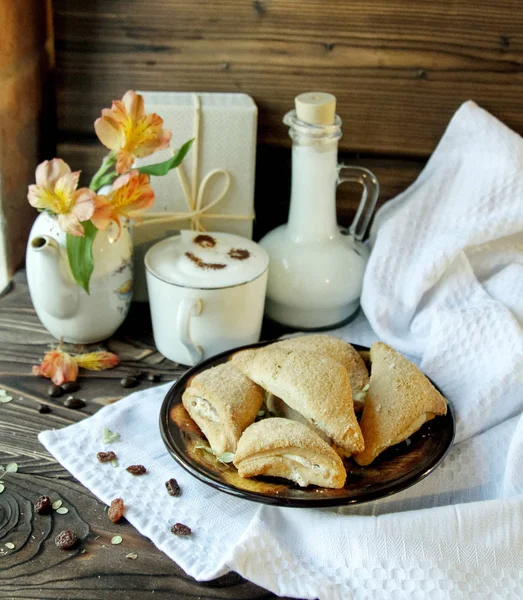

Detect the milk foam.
[{"left": 146, "top": 230, "right": 269, "bottom": 289}]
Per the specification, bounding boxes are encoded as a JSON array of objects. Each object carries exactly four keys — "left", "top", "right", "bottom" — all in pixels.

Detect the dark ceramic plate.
[{"left": 159, "top": 341, "right": 455, "bottom": 508}]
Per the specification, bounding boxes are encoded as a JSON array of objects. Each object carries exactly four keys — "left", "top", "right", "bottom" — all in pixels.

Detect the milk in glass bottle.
[{"left": 260, "top": 92, "right": 379, "bottom": 329}]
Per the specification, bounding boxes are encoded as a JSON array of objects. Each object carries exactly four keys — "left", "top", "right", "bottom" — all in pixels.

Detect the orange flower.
[
  {"left": 74, "top": 351, "right": 119, "bottom": 370},
  {"left": 32, "top": 349, "right": 79, "bottom": 385},
  {"left": 33, "top": 348, "right": 119, "bottom": 384},
  {"left": 95, "top": 90, "right": 172, "bottom": 174},
  {"left": 27, "top": 159, "right": 95, "bottom": 236},
  {"left": 92, "top": 170, "right": 155, "bottom": 239}
]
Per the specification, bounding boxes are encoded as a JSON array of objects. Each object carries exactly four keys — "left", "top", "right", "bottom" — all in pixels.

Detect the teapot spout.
[{"left": 29, "top": 236, "right": 80, "bottom": 319}]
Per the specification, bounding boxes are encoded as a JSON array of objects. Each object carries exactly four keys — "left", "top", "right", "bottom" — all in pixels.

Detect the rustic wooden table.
[{"left": 0, "top": 271, "right": 292, "bottom": 600}]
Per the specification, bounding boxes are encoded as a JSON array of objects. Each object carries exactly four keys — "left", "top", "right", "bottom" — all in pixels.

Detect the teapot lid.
[{"left": 145, "top": 230, "right": 269, "bottom": 289}]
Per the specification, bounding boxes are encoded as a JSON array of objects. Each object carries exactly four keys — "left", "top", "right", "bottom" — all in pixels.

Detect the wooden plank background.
[
  {"left": 52, "top": 0, "right": 523, "bottom": 236},
  {"left": 0, "top": 0, "right": 55, "bottom": 279}
]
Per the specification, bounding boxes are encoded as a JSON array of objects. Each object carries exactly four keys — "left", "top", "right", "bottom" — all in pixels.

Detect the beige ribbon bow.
[{"left": 135, "top": 94, "right": 254, "bottom": 232}]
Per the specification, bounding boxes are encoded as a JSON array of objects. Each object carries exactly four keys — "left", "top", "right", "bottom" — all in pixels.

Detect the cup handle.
[
  {"left": 337, "top": 165, "right": 380, "bottom": 241},
  {"left": 177, "top": 298, "right": 203, "bottom": 364}
]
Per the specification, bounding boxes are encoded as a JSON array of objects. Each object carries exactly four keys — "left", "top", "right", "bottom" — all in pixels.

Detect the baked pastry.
[
  {"left": 182, "top": 362, "right": 263, "bottom": 455},
  {"left": 233, "top": 417, "right": 346, "bottom": 489},
  {"left": 273, "top": 335, "right": 369, "bottom": 404},
  {"left": 232, "top": 347, "right": 364, "bottom": 455},
  {"left": 265, "top": 393, "right": 330, "bottom": 442},
  {"left": 354, "top": 342, "right": 448, "bottom": 466}
]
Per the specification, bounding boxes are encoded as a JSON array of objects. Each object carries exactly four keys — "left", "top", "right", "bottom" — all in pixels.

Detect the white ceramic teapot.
[
  {"left": 26, "top": 212, "right": 133, "bottom": 344},
  {"left": 259, "top": 92, "right": 379, "bottom": 329}
]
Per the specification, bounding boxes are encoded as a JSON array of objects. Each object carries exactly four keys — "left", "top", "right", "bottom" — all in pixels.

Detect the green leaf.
[
  {"left": 66, "top": 221, "right": 98, "bottom": 294},
  {"left": 5, "top": 463, "right": 18, "bottom": 473},
  {"left": 0, "top": 483, "right": 5, "bottom": 494},
  {"left": 56, "top": 506, "right": 69, "bottom": 514},
  {"left": 137, "top": 139, "right": 194, "bottom": 177},
  {"left": 52, "top": 500, "right": 63, "bottom": 510},
  {"left": 111, "top": 535, "right": 123, "bottom": 545}
]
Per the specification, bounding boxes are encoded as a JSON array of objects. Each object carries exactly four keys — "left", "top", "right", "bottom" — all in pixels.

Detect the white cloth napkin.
[{"left": 40, "top": 101, "right": 523, "bottom": 599}]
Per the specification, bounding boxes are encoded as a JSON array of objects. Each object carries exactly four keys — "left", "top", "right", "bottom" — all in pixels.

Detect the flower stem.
[{"left": 90, "top": 151, "right": 117, "bottom": 192}]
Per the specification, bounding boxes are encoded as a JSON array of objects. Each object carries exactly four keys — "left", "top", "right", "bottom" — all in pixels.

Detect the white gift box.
[{"left": 132, "top": 92, "right": 258, "bottom": 301}]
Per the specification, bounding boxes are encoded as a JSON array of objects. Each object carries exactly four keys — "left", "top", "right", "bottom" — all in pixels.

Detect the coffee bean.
[
  {"left": 120, "top": 376, "right": 139, "bottom": 389},
  {"left": 61, "top": 381, "right": 80, "bottom": 393},
  {"left": 38, "top": 404, "right": 51, "bottom": 414},
  {"left": 47, "top": 384, "right": 63, "bottom": 398},
  {"left": 63, "top": 396, "right": 86, "bottom": 409},
  {"left": 147, "top": 372, "right": 161, "bottom": 383}
]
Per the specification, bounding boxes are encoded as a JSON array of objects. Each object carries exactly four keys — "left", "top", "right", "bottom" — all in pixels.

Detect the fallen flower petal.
[
  {"left": 74, "top": 351, "right": 119, "bottom": 371},
  {"left": 33, "top": 349, "right": 79, "bottom": 385}
]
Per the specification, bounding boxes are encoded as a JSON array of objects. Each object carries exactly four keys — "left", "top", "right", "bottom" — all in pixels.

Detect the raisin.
[
  {"left": 171, "top": 523, "right": 191, "bottom": 536},
  {"left": 107, "top": 498, "right": 125, "bottom": 523},
  {"left": 165, "top": 478, "right": 181, "bottom": 497},
  {"left": 55, "top": 529, "right": 77, "bottom": 549},
  {"left": 126, "top": 465, "right": 146, "bottom": 476},
  {"left": 38, "top": 404, "right": 51, "bottom": 414},
  {"left": 97, "top": 451, "right": 117, "bottom": 463},
  {"left": 34, "top": 495, "right": 51, "bottom": 514}
]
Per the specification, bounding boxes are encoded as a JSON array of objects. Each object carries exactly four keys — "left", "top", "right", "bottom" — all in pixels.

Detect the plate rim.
[{"left": 159, "top": 340, "right": 455, "bottom": 508}]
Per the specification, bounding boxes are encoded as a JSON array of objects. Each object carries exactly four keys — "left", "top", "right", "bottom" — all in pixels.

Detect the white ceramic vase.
[{"left": 26, "top": 212, "right": 133, "bottom": 344}]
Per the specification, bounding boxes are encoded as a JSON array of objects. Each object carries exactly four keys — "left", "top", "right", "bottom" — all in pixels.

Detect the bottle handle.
[
  {"left": 337, "top": 165, "right": 380, "bottom": 241},
  {"left": 177, "top": 298, "right": 203, "bottom": 365}
]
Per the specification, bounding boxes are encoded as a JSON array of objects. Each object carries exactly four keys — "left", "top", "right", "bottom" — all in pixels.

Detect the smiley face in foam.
[{"left": 153, "top": 230, "right": 268, "bottom": 289}]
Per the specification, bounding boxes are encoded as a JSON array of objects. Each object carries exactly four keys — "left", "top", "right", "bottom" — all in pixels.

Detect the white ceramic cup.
[{"left": 145, "top": 231, "right": 269, "bottom": 366}]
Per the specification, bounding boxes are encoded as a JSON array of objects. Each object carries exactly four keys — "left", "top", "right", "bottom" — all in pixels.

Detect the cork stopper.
[{"left": 295, "top": 92, "right": 336, "bottom": 126}]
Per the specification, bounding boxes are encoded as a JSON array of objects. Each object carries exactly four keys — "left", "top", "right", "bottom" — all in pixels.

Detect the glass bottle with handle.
[{"left": 259, "top": 92, "right": 380, "bottom": 329}]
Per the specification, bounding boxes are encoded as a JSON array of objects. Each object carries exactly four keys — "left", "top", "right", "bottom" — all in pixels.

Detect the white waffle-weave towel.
[{"left": 40, "top": 101, "right": 523, "bottom": 599}]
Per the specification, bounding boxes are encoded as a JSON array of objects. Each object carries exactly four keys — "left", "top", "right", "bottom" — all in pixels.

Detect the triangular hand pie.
[
  {"left": 182, "top": 362, "right": 263, "bottom": 455},
  {"left": 232, "top": 346, "right": 364, "bottom": 455},
  {"left": 233, "top": 417, "right": 347, "bottom": 488},
  {"left": 272, "top": 335, "right": 369, "bottom": 402},
  {"left": 354, "top": 342, "right": 448, "bottom": 466}
]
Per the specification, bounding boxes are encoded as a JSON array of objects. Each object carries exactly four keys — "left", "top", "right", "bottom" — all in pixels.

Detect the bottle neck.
[{"left": 287, "top": 138, "right": 339, "bottom": 241}]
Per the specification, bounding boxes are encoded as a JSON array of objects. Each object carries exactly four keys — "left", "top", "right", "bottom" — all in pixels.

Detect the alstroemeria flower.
[
  {"left": 95, "top": 90, "right": 172, "bottom": 174},
  {"left": 27, "top": 159, "right": 95, "bottom": 236},
  {"left": 74, "top": 351, "right": 119, "bottom": 370},
  {"left": 92, "top": 170, "right": 154, "bottom": 239},
  {"left": 32, "top": 349, "right": 79, "bottom": 385}
]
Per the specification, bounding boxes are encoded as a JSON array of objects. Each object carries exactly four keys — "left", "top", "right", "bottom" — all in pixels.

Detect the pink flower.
[
  {"left": 95, "top": 90, "right": 172, "bottom": 174},
  {"left": 92, "top": 170, "right": 155, "bottom": 239},
  {"left": 32, "top": 349, "right": 79, "bottom": 385},
  {"left": 27, "top": 159, "right": 95, "bottom": 236}
]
